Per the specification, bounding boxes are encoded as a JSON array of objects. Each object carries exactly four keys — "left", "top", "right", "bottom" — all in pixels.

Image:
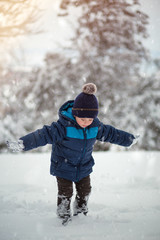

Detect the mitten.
[
  {"left": 6, "top": 140, "right": 24, "bottom": 152},
  {"left": 129, "top": 134, "right": 140, "bottom": 148}
]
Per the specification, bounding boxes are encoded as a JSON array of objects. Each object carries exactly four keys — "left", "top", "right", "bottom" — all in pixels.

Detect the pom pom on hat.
[
  {"left": 72, "top": 82, "right": 99, "bottom": 118},
  {"left": 82, "top": 83, "right": 97, "bottom": 95}
]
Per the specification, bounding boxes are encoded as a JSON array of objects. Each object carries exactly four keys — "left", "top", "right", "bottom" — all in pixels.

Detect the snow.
[{"left": 0, "top": 151, "right": 160, "bottom": 240}]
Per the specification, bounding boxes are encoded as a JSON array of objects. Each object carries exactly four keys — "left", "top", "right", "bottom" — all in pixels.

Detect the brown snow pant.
[{"left": 56, "top": 175, "right": 91, "bottom": 218}]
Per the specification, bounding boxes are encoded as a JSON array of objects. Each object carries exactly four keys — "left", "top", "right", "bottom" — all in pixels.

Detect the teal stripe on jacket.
[{"left": 66, "top": 127, "right": 98, "bottom": 139}]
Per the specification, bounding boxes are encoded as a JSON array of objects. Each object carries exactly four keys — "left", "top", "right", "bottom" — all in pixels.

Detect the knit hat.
[{"left": 72, "top": 83, "right": 99, "bottom": 118}]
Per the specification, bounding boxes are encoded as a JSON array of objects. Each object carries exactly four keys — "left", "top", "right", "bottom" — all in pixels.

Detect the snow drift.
[{"left": 0, "top": 151, "right": 160, "bottom": 240}]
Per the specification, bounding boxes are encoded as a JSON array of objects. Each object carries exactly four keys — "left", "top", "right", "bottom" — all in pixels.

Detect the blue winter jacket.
[{"left": 20, "top": 100, "right": 135, "bottom": 182}]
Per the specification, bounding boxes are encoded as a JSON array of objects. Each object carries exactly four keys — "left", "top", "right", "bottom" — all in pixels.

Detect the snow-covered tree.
[
  {"left": 23, "top": 53, "right": 73, "bottom": 127},
  {"left": 108, "top": 57, "right": 160, "bottom": 151},
  {"left": 131, "top": 70, "right": 160, "bottom": 150},
  {"left": 0, "top": 69, "right": 32, "bottom": 150},
  {"left": 58, "top": 0, "right": 149, "bottom": 119}
]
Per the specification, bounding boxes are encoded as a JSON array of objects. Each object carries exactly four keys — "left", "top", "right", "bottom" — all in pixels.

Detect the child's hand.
[{"left": 6, "top": 140, "right": 24, "bottom": 152}]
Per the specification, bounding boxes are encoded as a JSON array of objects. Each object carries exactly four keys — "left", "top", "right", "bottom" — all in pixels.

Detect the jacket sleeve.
[
  {"left": 20, "top": 121, "right": 65, "bottom": 151},
  {"left": 96, "top": 121, "right": 135, "bottom": 147}
]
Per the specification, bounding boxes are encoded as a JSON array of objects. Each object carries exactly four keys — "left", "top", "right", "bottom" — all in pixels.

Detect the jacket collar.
[{"left": 59, "top": 100, "right": 75, "bottom": 122}]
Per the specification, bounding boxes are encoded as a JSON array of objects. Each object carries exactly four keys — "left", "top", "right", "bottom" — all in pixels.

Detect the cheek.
[{"left": 78, "top": 120, "right": 83, "bottom": 125}]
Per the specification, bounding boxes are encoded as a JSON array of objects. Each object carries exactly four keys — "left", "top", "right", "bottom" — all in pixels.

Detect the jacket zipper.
[{"left": 76, "top": 128, "right": 87, "bottom": 182}]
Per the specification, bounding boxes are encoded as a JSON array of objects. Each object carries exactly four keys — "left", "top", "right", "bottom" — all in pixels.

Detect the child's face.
[{"left": 75, "top": 116, "right": 93, "bottom": 128}]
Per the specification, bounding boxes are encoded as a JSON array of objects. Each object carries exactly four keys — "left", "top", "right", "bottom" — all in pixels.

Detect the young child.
[{"left": 7, "top": 83, "right": 138, "bottom": 225}]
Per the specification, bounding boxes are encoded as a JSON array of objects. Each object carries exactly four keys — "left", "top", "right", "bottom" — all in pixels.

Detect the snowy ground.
[{"left": 0, "top": 151, "right": 160, "bottom": 240}]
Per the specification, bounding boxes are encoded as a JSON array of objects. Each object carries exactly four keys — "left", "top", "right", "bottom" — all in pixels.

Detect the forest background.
[{"left": 0, "top": 0, "right": 159, "bottom": 152}]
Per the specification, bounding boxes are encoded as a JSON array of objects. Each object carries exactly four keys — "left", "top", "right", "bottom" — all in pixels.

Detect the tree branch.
[{"left": 0, "top": 0, "right": 43, "bottom": 39}]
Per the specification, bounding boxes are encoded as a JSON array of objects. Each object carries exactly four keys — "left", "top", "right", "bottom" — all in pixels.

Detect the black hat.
[{"left": 72, "top": 83, "right": 99, "bottom": 118}]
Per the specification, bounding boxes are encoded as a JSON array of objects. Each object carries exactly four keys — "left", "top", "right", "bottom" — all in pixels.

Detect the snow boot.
[
  {"left": 73, "top": 198, "right": 88, "bottom": 216},
  {"left": 62, "top": 215, "right": 72, "bottom": 226}
]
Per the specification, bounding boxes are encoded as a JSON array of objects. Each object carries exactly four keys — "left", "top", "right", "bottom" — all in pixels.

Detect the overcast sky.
[{"left": 2, "top": 0, "right": 160, "bottom": 69}]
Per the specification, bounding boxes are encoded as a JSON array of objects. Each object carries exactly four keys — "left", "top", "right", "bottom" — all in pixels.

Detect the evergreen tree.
[{"left": 59, "top": 0, "right": 149, "bottom": 120}]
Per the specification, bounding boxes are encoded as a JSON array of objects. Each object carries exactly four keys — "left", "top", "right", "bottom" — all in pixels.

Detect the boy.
[{"left": 7, "top": 83, "right": 138, "bottom": 225}]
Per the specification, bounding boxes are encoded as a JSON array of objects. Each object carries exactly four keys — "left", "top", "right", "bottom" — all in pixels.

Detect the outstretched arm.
[
  {"left": 96, "top": 122, "right": 136, "bottom": 147},
  {"left": 7, "top": 121, "right": 65, "bottom": 152}
]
